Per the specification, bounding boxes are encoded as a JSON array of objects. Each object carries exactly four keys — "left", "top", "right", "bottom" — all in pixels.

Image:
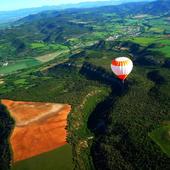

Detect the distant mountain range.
[
  {"left": 17, "top": 0, "right": 170, "bottom": 25},
  {"left": 0, "top": 0, "right": 154, "bottom": 24},
  {"left": 140, "top": 0, "right": 170, "bottom": 14},
  {"left": 96, "top": 0, "right": 170, "bottom": 15}
]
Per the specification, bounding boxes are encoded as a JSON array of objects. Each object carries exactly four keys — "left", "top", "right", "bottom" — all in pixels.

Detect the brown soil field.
[
  {"left": 36, "top": 50, "right": 69, "bottom": 63},
  {"left": 1, "top": 99, "right": 71, "bottom": 163}
]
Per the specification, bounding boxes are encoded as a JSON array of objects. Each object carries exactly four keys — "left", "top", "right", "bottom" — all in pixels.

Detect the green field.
[
  {"left": 146, "top": 39, "right": 170, "bottom": 57},
  {"left": 149, "top": 126, "right": 170, "bottom": 157},
  {"left": 157, "top": 39, "right": 170, "bottom": 57},
  {"left": 0, "top": 58, "right": 41, "bottom": 75},
  {"left": 128, "top": 37, "right": 170, "bottom": 57},
  {"left": 149, "top": 27, "right": 164, "bottom": 33},
  {"left": 30, "top": 42, "right": 69, "bottom": 51},
  {"left": 129, "top": 37, "right": 159, "bottom": 46},
  {"left": 12, "top": 144, "right": 73, "bottom": 170},
  {"left": 159, "top": 46, "right": 170, "bottom": 57}
]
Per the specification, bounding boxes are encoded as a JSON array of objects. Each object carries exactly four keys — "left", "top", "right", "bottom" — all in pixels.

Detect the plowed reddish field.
[{"left": 1, "top": 99, "right": 71, "bottom": 163}]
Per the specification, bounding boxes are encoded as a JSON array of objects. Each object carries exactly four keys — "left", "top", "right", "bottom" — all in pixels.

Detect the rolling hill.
[
  {"left": 0, "top": 0, "right": 169, "bottom": 62},
  {"left": 0, "top": 0, "right": 155, "bottom": 24}
]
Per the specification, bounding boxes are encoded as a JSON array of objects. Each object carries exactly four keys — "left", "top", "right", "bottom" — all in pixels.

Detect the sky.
[{"left": 0, "top": 0, "right": 109, "bottom": 11}]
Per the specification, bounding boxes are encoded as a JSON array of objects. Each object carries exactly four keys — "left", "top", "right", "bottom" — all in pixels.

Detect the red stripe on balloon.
[
  {"left": 117, "top": 75, "right": 128, "bottom": 80},
  {"left": 111, "top": 60, "right": 130, "bottom": 66}
]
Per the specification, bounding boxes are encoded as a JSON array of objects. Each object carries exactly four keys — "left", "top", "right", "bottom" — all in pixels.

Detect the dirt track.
[{"left": 1, "top": 99, "right": 71, "bottom": 163}]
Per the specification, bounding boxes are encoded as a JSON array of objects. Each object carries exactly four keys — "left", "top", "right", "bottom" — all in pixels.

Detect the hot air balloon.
[{"left": 111, "top": 57, "right": 133, "bottom": 82}]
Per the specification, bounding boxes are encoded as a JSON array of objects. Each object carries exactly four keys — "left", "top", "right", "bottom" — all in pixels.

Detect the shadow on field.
[
  {"left": 80, "top": 62, "right": 131, "bottom": 169},
  {"left": 80, "top": 62, "right": 129, "bottom": 133},
  {"left": 0, "top": 104, "right": 15, "bottom": 170}
]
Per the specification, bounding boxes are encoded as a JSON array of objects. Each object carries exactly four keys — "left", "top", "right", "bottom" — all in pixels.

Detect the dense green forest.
[
  {"left": 0, "top": 0, "right": 170, "bottom": 169},
  {"left": 0, "top": 104, "right": 15, "bottom": 170}
]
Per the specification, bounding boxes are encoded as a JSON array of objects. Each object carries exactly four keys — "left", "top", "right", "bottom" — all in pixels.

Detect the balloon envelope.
[{"left": 111, "top": 57, "right": 133, "bottom": 80}]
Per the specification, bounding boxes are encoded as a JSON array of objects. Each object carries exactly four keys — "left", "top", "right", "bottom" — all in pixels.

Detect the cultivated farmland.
[{"left": 1, "top": 99, "right": 71, "bottom": 163}]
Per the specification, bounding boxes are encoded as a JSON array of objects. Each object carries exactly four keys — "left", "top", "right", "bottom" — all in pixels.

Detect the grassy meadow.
[
  {"left": 12, "top": 144, "right": 73, "bottom": 170},
  {"left": 149, "top": 126, "right": 170, "bottom": 157},
  {"left": 0, "top": 58, "right": 41, "bottom": 75}
]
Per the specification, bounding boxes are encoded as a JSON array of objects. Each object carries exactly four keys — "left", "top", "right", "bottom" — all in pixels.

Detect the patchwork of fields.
[
  {"left": 0, "top": 1, "right": 170, "bottom": 169},
  {"left": 0, "top": 59, "right": 41, "bottom": 75},
  {"left": 12, "top": 144, "right": 73, "bottom": 170}
]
